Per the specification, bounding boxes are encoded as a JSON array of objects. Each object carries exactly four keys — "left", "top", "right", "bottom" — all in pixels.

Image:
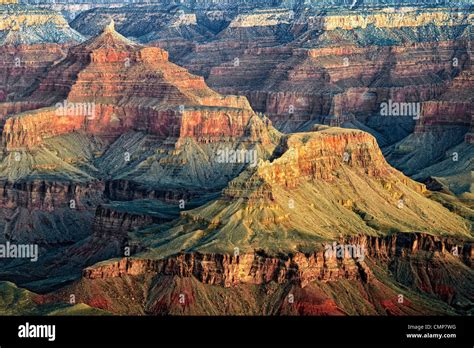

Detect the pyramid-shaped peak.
[
  {"left": 76, "top": 18, "right": 141, "bottom": 52},
  {"left": 104, "top": 19, "right": 116, "bottom": 33},
  {"left": 95, "top": 18, "right": 139, "bottom": 46}
]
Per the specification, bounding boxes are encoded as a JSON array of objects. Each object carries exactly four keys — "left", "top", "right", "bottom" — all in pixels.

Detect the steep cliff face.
[
  {"left": 0, "top": 179, "right": 103, "bottom": 210},
  {"left": 82, "top": 249, "right": 365, "bottom": 286},
  {"left": 51, "top": 231, "right": 472, "bottom": 315},
  {"left": 412, "top": 64, "right": 473, "bottom": 135},
  {"left": 2, "top": 108, "right": 84, "bottom": 150},
  {"left": 255, "top": 130, "right": 394, "bottom": 185},
  {"left": 0, "top": 44, "right": 68, "bottom": 104},
  {"left": 0, "top": 180, "right": 100, "bottom": 249},
  {"left": 66, "top": 4, "right": 472, "bottom": 141},
  {"left": 14, "top": 138, "right": 472, "bottom": 311},
  {"left": 67, "top": 0, "right": 474, "bottom": 36},
  {"left": 386, "top": 61, "right": 473, "bottom": 193},
  {"left": 313, "top": 9, "right": 472, "bottom": 31},
  {"left": 163, "top": 4, "right": 473, "bottom": 197},
  {"left": 0, "top": 1, "right": 472, "bottom": 316},
  {"left": 0, "top": 38, "right": 279, "bottom": 210},
  {"left": 92, "top": 204, "right": 166, "bottom": 237},
  {"left": 415, "top": 101, "right": 471, "bottom": 133},
  {"left": 1, "top": 105, "right": 259, "bottom": 150},
  {"left": 0, "top": 20, "right": 276, "bottom": 167},
  {"left": 103, "top": 179, "right": 202, "bottom": 203},
  {"left": 83, "top": 233, "right": 473, "bottom": 286},
  {"left": 206, "top": 37, "right": 467, "bottom": 133},
  {"left": 0, "top": 179, "right": 99, "bottom": 244},
  {"left": 23, "top": 21, "right": 209, "bottom": 105}
]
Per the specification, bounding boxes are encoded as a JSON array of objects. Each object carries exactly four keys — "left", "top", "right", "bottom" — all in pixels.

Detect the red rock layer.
[
  {"left": 0, "top": 44, "right": 67, "bottom": 102},
  {"left": 82, "top": 233, "right": 472, "bottom": 288},
  {"left": 2, "top": 105, "right": 259, "bottom": 150},
  {"left": 204, "top": 40, "right": 468, "bottom": 129},
  {"left": 415, "top": 101, "right": 471, "bottom": 133},
  {"left": 1, "top": 23, "right": 258, "bottom": 150},
  {"left": 414, "top": 61, "right": 473, "bottom": 135},
  {"left": 83, "top": 250, "right": 366, "bottom": 287},
  {"left": 256, "top": 131, "right": 408, "bottom": 187}
]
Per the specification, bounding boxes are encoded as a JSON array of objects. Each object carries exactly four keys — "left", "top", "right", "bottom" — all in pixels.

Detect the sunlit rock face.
[
  {"left": 203, "top": 7, "right": 471, "bottom": 129},
  {"left": 0, "top": 20, "right": 279, "bottom": 289},
  {"left": 1, "top": 21, "right": 264, "bottom": 151},
  {"left": 58, "top": 126, "right": 470, "bottom": 316},
  {"left": 69, "top": 4, "right": 471, "bottom": 136},
  {"left": 111, "top": 3, "right": 470, "bottom": 196},
  {"left": 0, "top": 1, "right": 472, "bottom": 317}
]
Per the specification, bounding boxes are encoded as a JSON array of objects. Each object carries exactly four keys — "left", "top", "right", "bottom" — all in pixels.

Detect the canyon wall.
[
  {"left": 0, "top": 179, "right": 103, "bottom": 210},
  {"left": 1, "top": 105, "right": 262, "bottom": 150},
  {"left": 92, "top": 205, "right": 163, "bottom": 237},
  {"left": 83, "top": 233, "right": 473, "bottom": 289}
]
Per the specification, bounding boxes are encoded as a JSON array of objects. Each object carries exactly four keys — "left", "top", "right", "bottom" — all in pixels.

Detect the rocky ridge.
[{"left": 0, "top": 1, "right": 472, "bottom": 316}]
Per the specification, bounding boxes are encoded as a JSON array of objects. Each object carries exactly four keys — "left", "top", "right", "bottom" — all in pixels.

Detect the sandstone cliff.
[{"left": 48, "top": 231, "right": 472, "bottom": 315}]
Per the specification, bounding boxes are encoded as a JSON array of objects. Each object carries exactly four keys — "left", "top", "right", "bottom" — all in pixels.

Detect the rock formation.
[
  {"left": 0, "top": 1, "right": 472, "bottom": 317},
  {"left": 49, "top": 126, "right": 473, "bottom": 315},
  {"left": 0, "top": 21, "right": 280, "bottom": 290}
]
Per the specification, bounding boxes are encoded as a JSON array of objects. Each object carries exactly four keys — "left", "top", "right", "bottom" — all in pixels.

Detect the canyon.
[
  {"left": 65, "top": 3, "right": 474, "bottom": 195},
  {"left": 0, "top": 17, "right": 281, "bottom": 292},
  {"left": 44, "top": 231, "right": 472, "bottom": 315},
  {"left": 0, "top": 0, "right": 472, "bottom": 316},
  {"left": 33, "top": 125, "right": 473, "bottom": 314}
]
